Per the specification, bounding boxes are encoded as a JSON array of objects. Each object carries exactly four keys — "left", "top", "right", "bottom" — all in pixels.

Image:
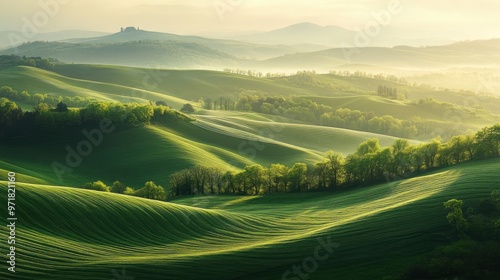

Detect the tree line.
[
  {"left": 168, "top": 124, "right": 500, "bottom": 198},
  {"left": 82, "top": 180, "right": 166, "bottom": 201},
  {"left": 202, "top": 94, "right": 469, "bottom": 139},
  {"left": 0, "top": 54, "right": 63, "bottom": 71},
  {"left": 377, "top": 85, "right": 407, "bottom": 100},
  {"left": 0, "top": 86, "right": 95, "bottom": 108},
  {"left": 0, "top": 98, "right": 192, "bottom": 139}
]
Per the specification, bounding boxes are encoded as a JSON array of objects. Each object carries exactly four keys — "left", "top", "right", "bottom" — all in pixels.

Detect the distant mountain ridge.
[
  {"left": 62, "top": 28, "right": 328, "bottom": 60},
  {"left": 1, "top": 25, "right": 499, "bottom": 72},
  {"left": 227, "top": 22, "right": 354, "bottom": 47},
  {"left": 255, "top": 38, "right": 500, "bottom": 71}
]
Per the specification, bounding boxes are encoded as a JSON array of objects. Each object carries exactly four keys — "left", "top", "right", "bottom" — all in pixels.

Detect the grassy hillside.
[
  {"left": 303, "top": 95, "right": 497, "bottom": 126},
  {"left": 194, "top": 110, "right": 409, "bottom": 154},
  {"left": 3, "top": 64, "right": 498, "bottom": 112},
  {"left": 0, "top": 111, "right": 407, "bottom": 189},
  {"left": 1, "top": 158, "right": 499, "bottom": 279},
  {"left": 52, "top": 64, "right": 312, "bottom": 100},
  {"left": 0, "top": 121, "right": 325, "bottom": 188},
  {"left": 0, "top": 66, "right": 190, "bottom": 108}
]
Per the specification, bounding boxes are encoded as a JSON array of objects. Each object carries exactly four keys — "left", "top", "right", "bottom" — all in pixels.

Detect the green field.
[
  {"left": 0, "top": 121, "right": 323, "bottom": 188},
  {"left": 2, "top": 64, "right": 498, "bottom": 126},
  {"left": 1, "top": 159, "right": 499, "bottom": 279},
  {"left": 193, "top": 110, "right": 410, "bottom": 154},
  {"left": 2, "top": 63, "right": 500, "bottom": 279},
  {"left": 0, "top": 112, "right": 411, "bottom": 189}
]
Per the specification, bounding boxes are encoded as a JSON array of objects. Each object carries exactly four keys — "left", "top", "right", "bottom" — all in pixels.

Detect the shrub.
[
  {"left": 180, "top": 103, "right": 195, "bottom": 114},
  {"left": 123, "top": 187, "right": 135, "bottom": 195},
  {"left": 82, "top": 180, "right": 110, "bottom": 192},
  {"left": 134, "top": 181, "right": 166, "bottom": 201}
]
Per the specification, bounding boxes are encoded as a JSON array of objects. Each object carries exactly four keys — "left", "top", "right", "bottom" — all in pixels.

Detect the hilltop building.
[{"left": 120, "top": 27, "right": 140, "bottom": 32}]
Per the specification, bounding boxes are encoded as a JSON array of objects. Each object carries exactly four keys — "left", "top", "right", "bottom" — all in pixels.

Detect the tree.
[
  {"left": 374, "top": 148, "right": 394, "bottom": 181},
  {"left": 111, "top": 181, "right": 125, "bottom": 194},
  {"left": 190, "top": 166, "right": 209, "bottom": 195},
  {"left": 444, "top": 199, "right": 469, "bottom": 233},
  {"left": 287, "top": 163, "right": 307, "bottom": 192},
  {"left": 0, "top": 98, "right": 23, "bottom": 133},
  {"left": 155, "top": 100, "right": 168, "bottom": 107},
  {"left": 124, "top": 187, "right": 135, "bottom": 195},
  {"left": 392, "top": 139, "right": 411, "bottom": 176},
  {"left": 83, "top": 180, "right": 110, "bottom": 192},
  {"left": 180, "top": 103, "right": 195, "bottom": 114},
  {"left": 33, "top": 103, "right": 51, "bottom": 114},
  {"left": 135, "top": 181, "right": 166, "bottom": 201},
  {"left": 324, "top": 151, "right": 345, "bottom": 189},
  {"left": 476, "top": 125, "right": 500, "bottom": 158},
  {"left": 222, "top": 171, "right": 236, "bottom": 194},
  {"left": 268, "top": 164, "right": 288, "bottom": 193},
  {"left": 356, "top": 138, "right": 381, "bottom": 157},
  {"left": 244, "top": 165, "right": 265, "bottom": 195},
  {"left": 206, "top": 167, "right": 223, "bottom": 194},
  {"left": 447, "top": 135, "right": 468, "bottom": 164},
  {"left": 314, "top": 161, "right": 329, "bottom": 191},
  {"left": 170, "top": 169, "right": 193, "bottom": 196},
  {"left": 55, "top": 101, "right": 69, "bottom": 112},
  {"left": 419, "top": 139, "right": 440, "bottom": 170},
  {"left": 32, "top": 93, "right": 45, "bottom": 104},
  {"left": 234, "top": 171, "right": 248, "bottom": 194}
]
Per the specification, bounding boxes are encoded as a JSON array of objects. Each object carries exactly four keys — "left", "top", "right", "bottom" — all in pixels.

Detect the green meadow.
[
  {"left": 1, "top": 159, "right": 499, "bottom": 279},
  {"left": 1, "top": 59, "right": 500, "bottom": 280}
]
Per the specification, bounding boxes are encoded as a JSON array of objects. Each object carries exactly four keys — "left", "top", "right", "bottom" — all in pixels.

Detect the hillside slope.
[
  {"left": 0, "top": 121, "right": 324, "bottom": 188},
  {"left": 1, "top": 159, "right": 499, "bottom": 279}
]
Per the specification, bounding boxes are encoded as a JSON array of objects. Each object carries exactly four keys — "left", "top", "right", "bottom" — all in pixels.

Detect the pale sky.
[{"left": 1, "top": 0, "right": 499, "bottom": 40}]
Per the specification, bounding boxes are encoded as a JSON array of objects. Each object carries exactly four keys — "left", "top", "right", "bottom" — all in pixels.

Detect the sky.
[{"left": 0, "top": 0, "right": 499, "bottom": 40}]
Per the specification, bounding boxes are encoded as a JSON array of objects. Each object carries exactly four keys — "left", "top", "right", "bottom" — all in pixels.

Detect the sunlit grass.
[{"left": 1, "top": 159, "right": 499, "bottom": 279}]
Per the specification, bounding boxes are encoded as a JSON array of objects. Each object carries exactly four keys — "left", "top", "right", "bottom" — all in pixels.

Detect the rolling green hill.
[
  {"left": 3, "top": 64, "right": 498, "bottom": 111},
  {"left": 0, "top": 66, "right": 190, "bottom": 108},
  {"left": 193, "top": 110, "right": 409, "bottom": 153},
  {"left": 1, "top": 158, "right": 499, "bottom": 279},
  {"left": 1, "top": 64, "right": 499, "bottom": 142},
  {"left": 52, "top": 64, "right": 312, "bottom": 100},
  {"left": 0, "top": 121, "right": 326, "bottom": 188},
  {"left": 0, "top": 111, "right": 409, "bottom": 189}
]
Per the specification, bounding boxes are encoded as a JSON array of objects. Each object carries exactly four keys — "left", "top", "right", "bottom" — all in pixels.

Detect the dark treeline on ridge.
[
  {"left": 0, "top": 54, "right": 63, "bottom": 71},
  {"left": 169, "top": 124, "right": 500, "bottom": 198},
  {"left": 0, "top": 85, "right": 94, "bottom": 108},
  {"left": 0, "top": 98, "right": 192, "bottom": 140}
]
